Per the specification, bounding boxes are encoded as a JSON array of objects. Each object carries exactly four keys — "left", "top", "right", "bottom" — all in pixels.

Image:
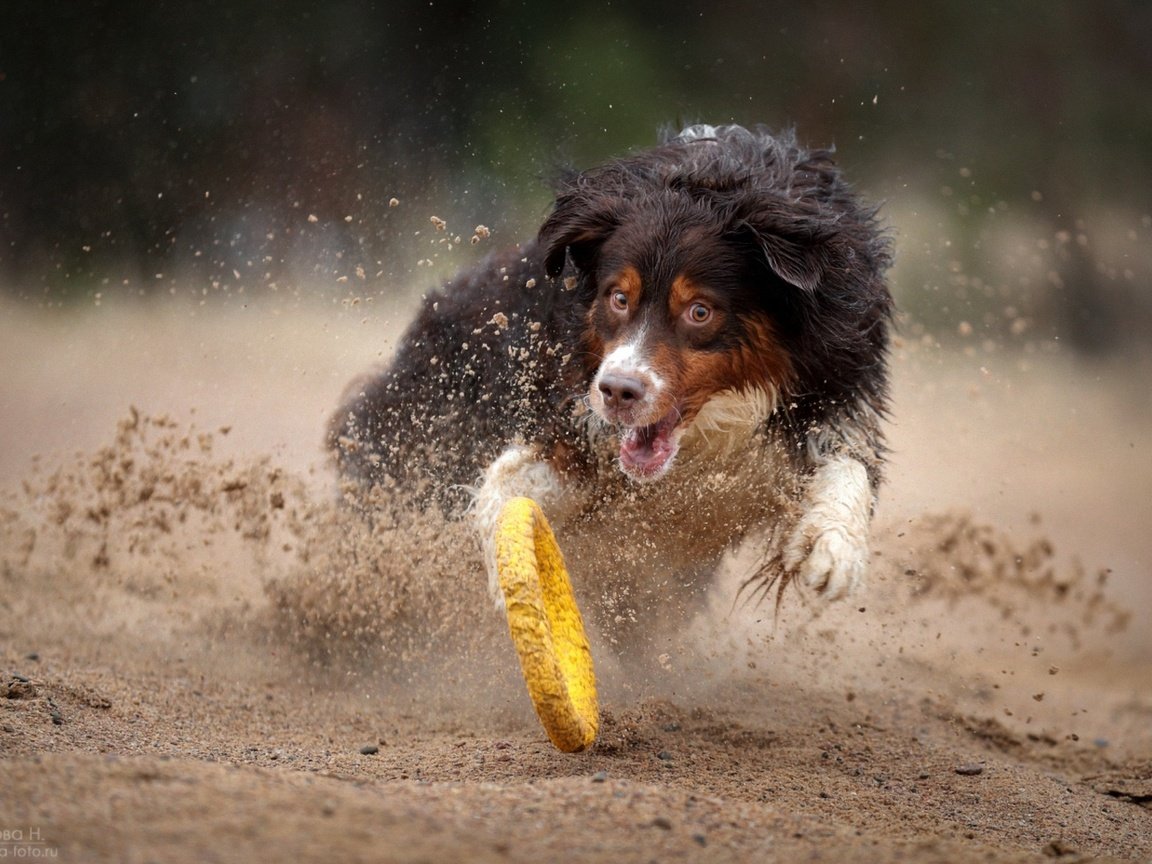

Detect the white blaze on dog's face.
[{"left": 585, "top": 229, "right": 795, "bottom": 481}]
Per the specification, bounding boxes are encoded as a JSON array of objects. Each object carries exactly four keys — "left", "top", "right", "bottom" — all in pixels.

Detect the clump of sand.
[{"left": 893, "top": 511, "right": 1129, "bottom": 642}]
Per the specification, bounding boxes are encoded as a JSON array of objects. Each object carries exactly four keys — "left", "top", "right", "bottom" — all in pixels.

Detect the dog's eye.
[
  {"left": 609, "top": 291, "right": 629, "bottom": 312},
  {"left": 686, "top": 302, "right": 712, "bottom": 324}
]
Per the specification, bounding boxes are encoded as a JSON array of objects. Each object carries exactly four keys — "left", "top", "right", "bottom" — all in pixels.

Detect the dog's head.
[{"left": 539, "top": 125, "right": 892, "bottom": 481}]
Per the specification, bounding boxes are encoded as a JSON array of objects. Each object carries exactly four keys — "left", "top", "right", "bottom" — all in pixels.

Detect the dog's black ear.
[
  {"left": 734, "top": 213, "right": 831, "bottom": 294},
  {"left": 538, "top": 194, "right": 624, "bottom": 278},
  {"left": 732, "top": 194, "right": 834, "bottom": 292},
  {"left": 756, "top": 232, "right": 829, "bottom": 294}
]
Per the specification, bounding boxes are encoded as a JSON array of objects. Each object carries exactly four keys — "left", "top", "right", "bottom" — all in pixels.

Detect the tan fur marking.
[
  {"left": 655, "top": 312, "right": 794, "bottom": 429},
  {"left": 584, "top": 265, "right": 644, "bottom": 375},
  {"left": 669, "top": 274, "right": 698, "bottom": 317},
  {"left": 612, "top": 266, "right": 643, "bottom": 308}
]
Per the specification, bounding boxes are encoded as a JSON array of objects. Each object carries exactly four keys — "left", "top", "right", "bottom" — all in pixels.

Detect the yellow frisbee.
[{"left": 495, "top": 496, "right": 598, "bottom": 753}]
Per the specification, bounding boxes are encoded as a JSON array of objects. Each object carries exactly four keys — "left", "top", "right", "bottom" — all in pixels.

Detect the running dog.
[{"left": 330, "top": 124, "right": 893, "bottom": 642}]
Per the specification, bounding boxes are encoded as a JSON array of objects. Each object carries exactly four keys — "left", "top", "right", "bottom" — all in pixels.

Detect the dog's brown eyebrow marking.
[
  {"left": 607, "top": 266, "right": 643, "bottom": 307},
  {"left": 670, "top": 275, "right": 704, "bottom": 316}
]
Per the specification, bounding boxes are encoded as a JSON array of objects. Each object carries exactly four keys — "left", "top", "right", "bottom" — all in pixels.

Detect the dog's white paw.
[
  {"left": 471, "top": 445, "right": 571, "bottom": 612},
  {"left": 783, "top": 455, "right": 873, "bottom": 601},
  {"left": 784, "top": 518, "right": 869, "bottom": 601}
]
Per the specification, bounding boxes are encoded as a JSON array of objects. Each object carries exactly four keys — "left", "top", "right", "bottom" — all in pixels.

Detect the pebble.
[
  {"left": 955, "top": 764, "right": 984, "bottom": 776},
  {"left": 359, "top": 744, "right": 379, "bottom": 755},
  {"left": 651, "top": 816, "right": 673, "bottom": 831},
  {"left": 591, "top": 771, "right": 608, "bottom": 783},
  {"left": 657, "top": 750, "right": 674, "bottom": 761}
]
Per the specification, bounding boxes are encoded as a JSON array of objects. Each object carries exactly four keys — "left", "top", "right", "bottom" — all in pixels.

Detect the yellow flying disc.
[{"left": 495, "top": 497, "right": 598, "bottom": 753}]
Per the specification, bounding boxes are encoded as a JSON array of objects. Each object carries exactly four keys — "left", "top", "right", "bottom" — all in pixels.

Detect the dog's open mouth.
[{"left": 618, "top": 408, "right": 681, "bottom": 480}]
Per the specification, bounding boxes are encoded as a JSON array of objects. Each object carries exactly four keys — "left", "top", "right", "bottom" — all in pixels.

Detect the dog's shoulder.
[{"left": 329, "top": 241, "right": 592, "bottom": 506}]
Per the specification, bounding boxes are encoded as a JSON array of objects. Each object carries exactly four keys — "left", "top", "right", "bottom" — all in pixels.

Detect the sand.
[{"left": 1, "top": 296, "right": 1150, "bottom": 863}]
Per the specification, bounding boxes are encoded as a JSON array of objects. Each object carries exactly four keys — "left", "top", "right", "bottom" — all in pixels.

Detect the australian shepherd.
[{"left": 330, "top": 124, "right": 893, "bottom": 646}]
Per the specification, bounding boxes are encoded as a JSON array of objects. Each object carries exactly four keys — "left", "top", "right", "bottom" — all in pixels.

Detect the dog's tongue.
[{"left": 619, "top": 414, "right": 678, "bottom": 478}]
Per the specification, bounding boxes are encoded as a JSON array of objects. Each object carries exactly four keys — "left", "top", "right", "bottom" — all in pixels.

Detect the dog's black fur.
[
  {"left": 329, "top": 243, "right": 589, "bottom": 511},
  {"left": 330, "top": 125, "right": 893, "bottom": 622},
  {"left": 331, "top": 125, "right": 891, "bottom": 502}
]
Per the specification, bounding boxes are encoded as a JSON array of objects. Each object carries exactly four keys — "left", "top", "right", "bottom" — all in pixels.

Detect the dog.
[{"left": 329, "top": 124, "right": 893, "bottom": 646}]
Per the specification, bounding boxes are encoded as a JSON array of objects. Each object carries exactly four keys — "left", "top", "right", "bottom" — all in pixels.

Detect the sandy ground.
[{"left": 1, "top": 295, "right": 1150, "bottom": 863}]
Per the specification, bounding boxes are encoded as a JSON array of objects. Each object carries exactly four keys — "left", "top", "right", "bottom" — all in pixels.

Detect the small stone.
[
  {"left": 2, "top": 724, "right": 15, "bottom": 733},
  {"left": 955, "top": 764, "right": 984, "bottom": 776},
  {"left": 359, "top": 744, "right": 379, "bottom": 755},
  {"left": 651, "top": 816, "right": 673, "bottom": 830},
  {"left": 657, "top": 750, "right": 674, "bottom": 761},
  {"left": 591, "top": 771, "right": 608, "bottom": 783}
]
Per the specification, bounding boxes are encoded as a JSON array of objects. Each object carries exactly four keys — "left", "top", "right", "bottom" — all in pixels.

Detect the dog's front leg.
[
  {"left": 471, "top": 444, "right": 570, "bottom": 610},
  {"left": 782, "top": 454, "right": 874, "bottom": 600}
]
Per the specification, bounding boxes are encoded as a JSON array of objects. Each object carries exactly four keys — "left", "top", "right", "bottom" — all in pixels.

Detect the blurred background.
[{"left": 2, "top": 0, "right": 1151, "bottom": 354}]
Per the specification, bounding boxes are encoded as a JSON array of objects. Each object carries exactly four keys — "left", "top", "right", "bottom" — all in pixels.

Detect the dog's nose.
[{"left": 598, "top": 373, "right": 647, "bottom": 410}]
